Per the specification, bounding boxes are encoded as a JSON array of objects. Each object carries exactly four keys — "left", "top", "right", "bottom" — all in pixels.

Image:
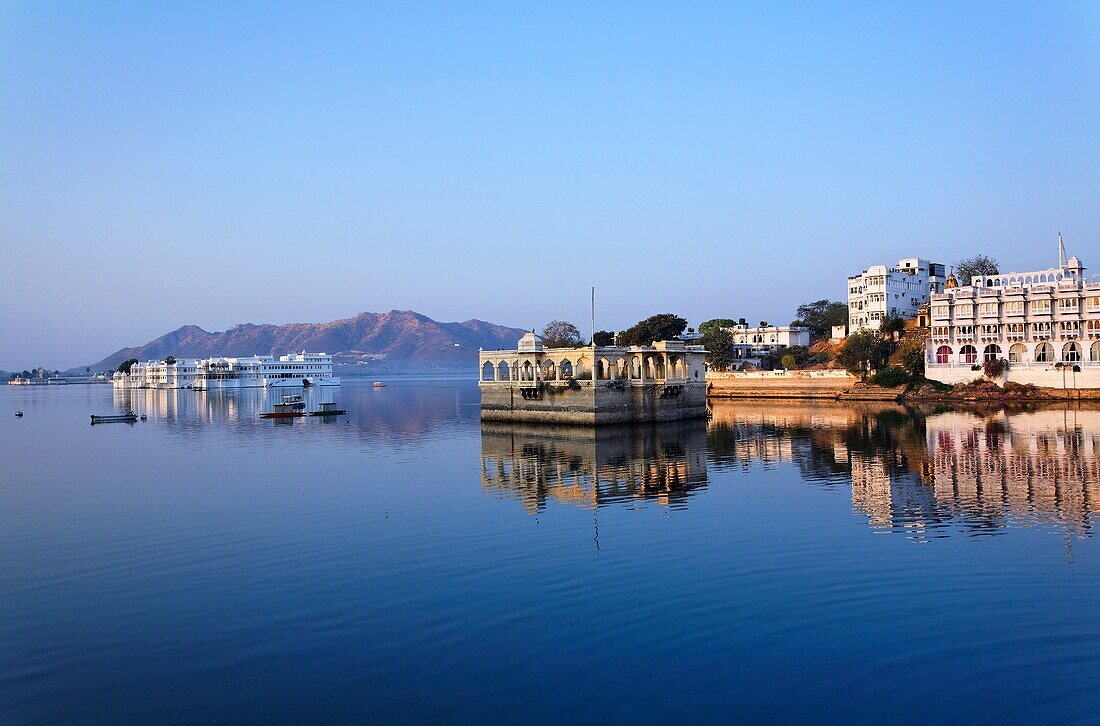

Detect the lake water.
[{"left": 3, "top": 379, "right": 1100, "bottom": 722}]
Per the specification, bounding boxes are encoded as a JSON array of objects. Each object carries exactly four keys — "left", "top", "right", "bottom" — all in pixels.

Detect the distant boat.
[
  {"left": 373, "top": 381, "right": 386, "bottom": 388},
  {"left": 91, "top": 412, "right": 138, "bottom": 424},
  {"left": 281, "top": 394, "right": 306, "bottom": 410},
  {"left": 307, "top": 401, "right": 348, "bottom": 416},
  {"left": 15, "top": 411, "right": 23, "bottom": 417}
]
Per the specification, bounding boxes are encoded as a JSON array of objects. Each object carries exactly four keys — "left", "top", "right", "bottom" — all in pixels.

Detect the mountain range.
[{"left": 83, "top": 310, "right": 528, "bottom": 374}]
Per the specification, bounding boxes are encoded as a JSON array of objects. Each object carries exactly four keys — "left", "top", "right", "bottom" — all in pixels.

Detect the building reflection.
[
  {"left": 481, "top": 421, "right": 709, "bottom": 513},
  {"left": 707, "top": 400, "right": 1100, "bottom": 540}
]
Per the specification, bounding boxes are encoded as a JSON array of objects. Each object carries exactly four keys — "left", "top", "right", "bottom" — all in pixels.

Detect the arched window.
[
  {"left": 499, "top": 361, "right": 510, "bottom": 380},
  {"left": 1063, "top": 342, "right": 1082, "bottom": 363},
  {"left": 1035, "top": 342, "right": 1053, "bottom": 363},
  {"left": 936, "top": 345, "right": 952, "bottom": 364},
  {"left": 1092, "top": 341, "right": 1100, "bottom": 363},
  {"left": 560, "top": 360, "right": 574, "bottom": 379},
  {"left": 983, "top": 344, "right": 1002, "bottom": 362},
  {"left": 960, "top": 345, "right": 978, "bottom": 364},
  {"left": 1008, "top": 343, "right": 1027, "bottom": 363},
  {"left": 482, "top": 361, "right": 496, "bottom": 381}
]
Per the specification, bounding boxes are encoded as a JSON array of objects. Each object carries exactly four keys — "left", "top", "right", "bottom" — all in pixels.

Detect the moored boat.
[
  {"left": 373, "top": 381, "right": 386, "bottom": 388},
  {"left": 91, "top": 412, "right": 139, "bottom": 424},
  {"left": 261, "top": 400, "right": 305, "bottom": 419},
  {"left": 307, "top": 402, "right": 348, "bottom": 416}
]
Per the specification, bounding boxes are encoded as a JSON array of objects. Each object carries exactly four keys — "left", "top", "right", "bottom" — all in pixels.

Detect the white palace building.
[
  {"left": 112, "top": 352, "right": 338, "bottom": 390},
  {"left": 925, "top": 238, "right": 1100, "bottom": 388}
]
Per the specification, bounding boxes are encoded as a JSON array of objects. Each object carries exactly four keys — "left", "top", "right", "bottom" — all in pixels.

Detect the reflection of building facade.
[
  {"left": 480, "top": 421, "right": 708, "bottom": 513},
  {"left": 112, "top": 352, "right": 338, "bottom": 390},
  {"left": 926, "top": 241, "right": 1100, "bottom": 387},
  {"left": 479, "top": 332, "right": 707, "bottom": 424}
]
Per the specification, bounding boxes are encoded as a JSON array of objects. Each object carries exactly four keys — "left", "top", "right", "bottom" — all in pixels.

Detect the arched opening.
[
  {"left": 654, "top": 357, "right": 666, "bottom": 379},
  {"left": 541, "top": 359, "right": 556, "bottom": 380},
  {"left": 983, "top": 344, "right": 1002, "bottom": 362},
  {"left": 616, "top": 358, "right": 627, "bottom": 379},
  {"left": 575, "top": 357, "right": 589, "bottom": 380},
  {"left": 597, "top": 358, "right": 611, "bottom": 380},
  {"left": 645, "top": 357, "right": 657, "bottom": 379},
  {"left": 1092, "top": 341, "right": 1100, "bottom": 362},
  {"left": 960, "top": 345, "right": 978, "bottom": 364},
  {"left": 936, "top": 345, "right": 952, "bottom": 364},
  {"left": 1063, "top": 342, "right": 1082, "bottom": 363},
  {"left": 522, "top": 360, "right": 534, "bottom": 381},
  {"left": 1035, "top": 343, "right": 1053, "bottom": 363},
  {"left": 560, "top": 360, "right": 574, "bottom": 379},
  {"left": 1008, "top": 344, "right": 1027, "bottom": 363},
  {"left": 498, "top": 361, "right": 510, "bottom": 381},
  {"left": 482, "top": 361, "right": 496, "bottom": 381},
  {"left": 631, "top": 356, "right": 642, "bottom": 379}
]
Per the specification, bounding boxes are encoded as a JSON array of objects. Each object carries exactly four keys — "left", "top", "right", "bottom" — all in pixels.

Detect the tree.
[
  {"left": 954, "top": 255, "right": 999, "bottom": 286},
  {"left": 837, "top": 330, "right": 890, "bottom": 377},
  {"left": 699, "top": 318, "right": 736, "bottom": 334},
  {"left": 701, "top": 326, "right": 734, "bottom": 371},
  {"left": 117, "top": 358, "right": 140, "bottom": 375},
  {"left": 780, "top": 354, "right": 796, "bottom": 370},
  {"left": 618, "top": 314, "right": 687, "bottom": 346},
  {"left": 792, "top": 300, "right": 848, "bottom": 339},
  {"left": 895, "top": 336, "right": 926, "bottom": 377},
  {"left": 165, "top": 356, "right": 177, "bottom": 365},
  {"left": 881, "top": 315, "right": 907, "bottom": 341},
  {"left": 541, "top": 320, "right": 584, "bottom": 348},
  {"left": 592, "top": 330, "right": 615, "bottom": 346},
  {"left": 85, "top": 367, "right": 90, "bottom": 374}
]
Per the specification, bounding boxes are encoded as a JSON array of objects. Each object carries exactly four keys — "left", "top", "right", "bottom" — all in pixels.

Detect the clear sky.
[{"left": 2, "top": 1, "right": 1099, "bottom": 369}]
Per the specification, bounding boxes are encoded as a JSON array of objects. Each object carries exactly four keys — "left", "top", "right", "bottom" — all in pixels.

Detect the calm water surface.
[{"left": 2, "top": 379, "right": 1100, "bottom": 722}]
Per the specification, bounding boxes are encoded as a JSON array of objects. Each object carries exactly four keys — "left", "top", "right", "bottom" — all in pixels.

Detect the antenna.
[{"left": 1058, "top": 232, "right": 1067, "bottom": 268}]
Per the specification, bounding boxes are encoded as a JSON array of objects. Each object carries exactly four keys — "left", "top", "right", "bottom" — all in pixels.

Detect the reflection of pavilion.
[{"left": 480, "top": 421, "right": 708, "bottom": 513}]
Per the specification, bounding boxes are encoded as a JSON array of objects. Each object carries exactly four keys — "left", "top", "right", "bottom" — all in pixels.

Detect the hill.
[{"left": 84, "top": 310, "right": 528, "bottom": 374}]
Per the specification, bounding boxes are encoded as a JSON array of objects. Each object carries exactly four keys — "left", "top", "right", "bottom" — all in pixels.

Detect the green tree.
[
  {"left": 881, "top": 315, "right": 907, "bottom": 341},
  {"left": 117, "top": 358, "right": 140, "bottom": 375},
  {"left": 592, "top": 330, "right": 615, "bottom": 346},
  {"left": 618, "top": 314, "right": 688, "bottom": 346},
  {"left": 895, "top": 336, "right": 926, "bottom": 377},
  {"left": 701, "top": 326, "right": 734, "bottom": 371},
  {"left": 540, "top": 320, "right": 584, "bottom": 348},
  {"left": 837, "top": 330, "right": 890, "bottom": 377},
  {"left": 165, "top": 356, "right": 177, "bottom": 365},
  {"left": 954, "top": 255, "right": 999, "bottom": 286},
  {"left": 780, "top": 354, "right": 796, "bottom": 370},
  {"left": 792, "top": 300, "right": 849, "bottom": 339},
  {"left": 699, "top": 318, "right": 736, "bottom": 334}
]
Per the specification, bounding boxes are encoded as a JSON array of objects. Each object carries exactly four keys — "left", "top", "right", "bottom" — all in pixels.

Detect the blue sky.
[{"left": 2, "top": 1, "right": 1099, "bottom": 368}]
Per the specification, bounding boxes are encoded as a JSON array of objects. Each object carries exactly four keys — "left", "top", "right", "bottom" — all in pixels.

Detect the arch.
[
  {"left": 1035, "top": 342, "right": 1053, "bottom": 363},
  {"left": 482, "top": 361, "right": 496, "bottom": 381},
  {"left": 521, "top": 359, "right": 534, "bottom": 381},
  {"left": 1008, "top": 343, "right": 1027, "bottom": 363},
  {"left": 597, "top": 358, "right": 611, "bottom": 380},
  {"left": 631, "top": 356, "right": 642, "bottom": 379},
  {"left": 982, "top": 344, "right": 1002, "bottom": 362},
  {"left": 560, "top": 360, "right": 574, "bottom": 379},
  {"left": 672, "top": 357, "right": 684, "bottom": 379},
  {"left": 1092, "top": 341, "right": 1100, "bottom": 363},
  {"left": 654, "top": 357, "right": 666, "bottom": 379},
  {"left": 541, "top": 359, "right": 556, "bottom": 380},
  {"left": 498, "top": 361, "right": 510, "bottom": 381},
  {"left": 935, "top": 345, "right": 952, "bottom": 364},
  {"left": 645, "top": 356, "right": 657, "bottom": 379},
  {"left": 960, "top": 345, "right": 978, "bottom": 364},
  {"left": 994, "top": 278, "right": 1001, "bottom": 287},
  {"left": 1063, "top": 341, "right": 1082, "bottom": 363},
  {"left": 575, "top": 357, "right": 589, "bottom": 380}
]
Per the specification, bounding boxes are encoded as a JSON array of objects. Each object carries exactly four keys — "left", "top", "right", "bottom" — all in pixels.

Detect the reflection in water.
[
  {"left": 481, "top": 421, "right": 708, "bottom": 513},
  {"left": 708, "top": 400, "right": 1100, "bottom": 540}
]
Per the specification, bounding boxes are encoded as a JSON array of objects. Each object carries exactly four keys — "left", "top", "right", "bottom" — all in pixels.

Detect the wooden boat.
[
  {"left": 15, "top": 411, "right": 24, "bottom": 417},
  {"left": 261, "top": 400, "right": 305, "bottom": 419},
  {"left": 91, "top": 412, "right": 138, "bottom": 424},
  {"left": 307, "top": 402, "right": 348, "bottom": 416}
]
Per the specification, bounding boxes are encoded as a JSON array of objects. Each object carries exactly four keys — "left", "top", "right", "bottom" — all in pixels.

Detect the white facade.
[
  {"left": 848, "top": 257, "right": 946, "bottom": 331},
  {"left": 925, "top": 249, "right": 1100, "bottom": 388},
  {"left": 112, "top": 352, "right": 339, "bottom": 390},
  {"left": 723, "top": 324, "right": 811, "bottom": 348}
]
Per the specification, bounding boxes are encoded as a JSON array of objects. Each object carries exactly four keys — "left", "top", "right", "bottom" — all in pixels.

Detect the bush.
[
  {"left": 780, "top": 354, "right": 796, "bottom": 370},
  {"left": 870, "top": 366, "right": 911, "bottom": 388},
  {"left": 983, "top": 358, "right": 1008, "bottom": 378}
]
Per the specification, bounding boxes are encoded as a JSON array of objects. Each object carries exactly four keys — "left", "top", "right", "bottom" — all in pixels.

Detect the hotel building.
[
  {"left": 925, "top": 242, "right": 1100, "bottom": 387},
  {"left": 112, "top": 352, "right": 338, "bottom": 390},
  {"left": 848, "top": 258, "right": 946, "bottom": 331}
]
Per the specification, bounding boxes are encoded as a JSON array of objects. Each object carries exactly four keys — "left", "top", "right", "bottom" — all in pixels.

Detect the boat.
[
  {"left": 307, "top": 402, "right": 348, "bottom": 416},
  {"left": 90, "top": 412, "right": 139, "bottom": 424},
  {"left": 15, "top": 411, "right": 23, "bottom": 417},
  {"left": 373, "top": 381, "right": 386, "bottom": 388},
  {"left": 260, "top": 400, "right": 305, "bottom": 419},
  {"left": 281, "top": 394, "right": 306, "bottom": 410}
]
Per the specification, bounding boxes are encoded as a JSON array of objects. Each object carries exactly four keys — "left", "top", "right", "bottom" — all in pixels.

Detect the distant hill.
[{"left": 83, "top": 310, "right": 528, "bottom": 374}]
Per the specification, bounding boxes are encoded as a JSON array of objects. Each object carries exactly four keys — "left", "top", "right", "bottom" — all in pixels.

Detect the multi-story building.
[
  {"left": 713, "top": 321, "right": 811, "bottom": 369},
  {"left": 112, "top": 352, "right": 338, "bottom": 390},
  {"left": 848, "top": 258, "right": 946, "bottom": 331},
  {"left": 925, "top": 243, "right": 1100, "bottom": 388}
]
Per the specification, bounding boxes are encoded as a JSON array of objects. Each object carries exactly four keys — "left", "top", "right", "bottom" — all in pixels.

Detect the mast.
[
  {"left": 1058, "top": 231, "right": 1067, "bottom": 269},
  {"left": 591, "top": 286, "right": 596, "bottom": 345}
]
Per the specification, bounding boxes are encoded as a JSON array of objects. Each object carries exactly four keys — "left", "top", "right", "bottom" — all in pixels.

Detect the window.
[
  {"left": 1009, "top": 343, "right": 1027, "bottom": 363},
  {"left": 1003, "top": 301, "right": 1024, "bottom": 316},
  {"left": 1087, "top": 320, "right": 1100, "bottom": 338},
  {"left": 981, "top": 324, "right": 999, "bottom": 337},
  {"left": 1031, "top": 299, "right": 1051, "bottom": 314},
  {"left": 1035, "top": 342, "right": 1053, "bottom": 362},
  {"left": 956, "top": 325, "right": 974, "bottom": 337},
  {"left": 1063, "top": 342, "right": 1082, "bottom": 363},
  {"left": 955, "top": 304, "right": 974, "bottom": 318},
  {"left": 1092, "top": 341, "right": 1100, "bottom": 363},
  {"left": 1033, "top": 322, "right": 1051, "bottom": 338},
  {"left": 979, "top": 302, "right": 999, "bottom": 317},
  {"left": 936, "top": 346, "right": 952, "bottom": 364},
  {"left": 1087, "top": 296, "right": 1100, "bottom": 312},
  {"left": 932, "top": 326, "right": 950, "bottom": 339},
  {"left": 960, "top": 345, "right": 978, "bottom": 364},
  {"left": 931, "top": 305, "right": 950, "bottom": 319},
  {"left": 1058, "top": 298, "right": 1080, "bottom": 313},
  {"left": 1005, "top": 323, "right": 1025, "bottom": 338},
  {"left": 983, "top": 344, "right": 1002, "bottom": 362},
  {"left": 1061, "top": 321, "right": 1080, "bottom": 337}
]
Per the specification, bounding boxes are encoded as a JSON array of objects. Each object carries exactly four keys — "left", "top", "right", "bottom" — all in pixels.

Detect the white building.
[
  {"left": 848, "top": 258, "right": 946, "bottom": 331},
  {"left": 718, "top": 322, "right": 811, "bottom": 370},
  {"left": 925, "top": 239, "right": 1100, "bottom": 388},
  {"left": 112, "top": 352, "right": 338, "bottom": 390}
]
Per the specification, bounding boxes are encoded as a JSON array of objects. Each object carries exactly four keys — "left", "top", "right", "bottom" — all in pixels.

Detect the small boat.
[
  {"left": 261, "top": 400, "right": 305, "bottom": 419},
  {"left": 281, "top": 394, "right": 306, "bottom": 410},
  {"left": 373, "top": 381, "right": 385, "bottom": 388},
  {"left": 307, "top": 402, "right": 348, "bottom": 416},
  {"left": 15, "top": 411, "right": 23, "bottom": 417},
  {"left": 91, "top": 412, "right": 139, "bottom": 424}
]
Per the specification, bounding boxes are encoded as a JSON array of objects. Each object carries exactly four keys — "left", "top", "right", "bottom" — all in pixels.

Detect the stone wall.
[
  {"left": 479, "top": 380, "right": 707, "bottom": 424},
  {"left": 706, "top": 370, "right": 859, "bottom": 399},
  {"left": 926, "top": 365, "right": 1100, "bottom": 391}
]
